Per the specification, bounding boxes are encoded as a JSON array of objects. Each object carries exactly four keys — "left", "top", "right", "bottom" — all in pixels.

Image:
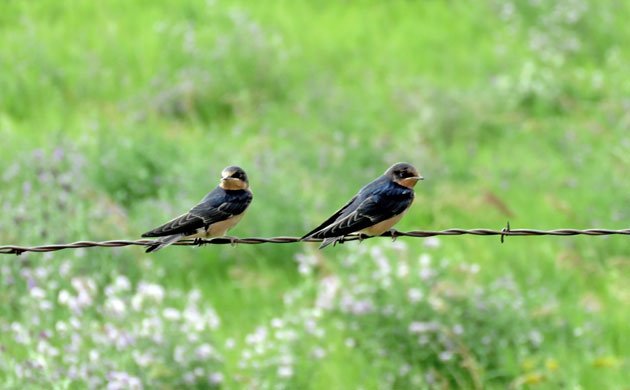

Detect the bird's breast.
[
  {"left": 183, "top": 212, "right": 246, "bottom": 239},
  {"left": 360, "top": 212, "right": 406, "bottom": 236}
]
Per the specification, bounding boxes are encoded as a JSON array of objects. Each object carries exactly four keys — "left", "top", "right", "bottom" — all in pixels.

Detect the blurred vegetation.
[{"left": 0, "top": 0, "right": 629, "bottom": 388}]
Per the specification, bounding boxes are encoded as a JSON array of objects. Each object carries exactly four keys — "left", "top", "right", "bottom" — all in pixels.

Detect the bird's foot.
[
  {"left": 389, "top": 229, "right": 401, "bottom": 242},
  {"left": 226, "top": 236, "right": 238, "bottom": 247},
  {"left": 358, "top": 233, "right": 370, "bottom": 243},
  {"left": 193, "top": 238, "right": 205, "bottom": 247}
]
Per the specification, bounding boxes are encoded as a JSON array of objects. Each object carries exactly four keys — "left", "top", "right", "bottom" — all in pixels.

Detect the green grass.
[{"left": 0, "top": 0, "right": 629, "bottom": 388}]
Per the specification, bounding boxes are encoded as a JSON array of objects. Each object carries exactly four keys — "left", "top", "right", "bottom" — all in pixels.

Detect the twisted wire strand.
[{"left": 1, "top": 227, "right": 629, "bottom": 255}]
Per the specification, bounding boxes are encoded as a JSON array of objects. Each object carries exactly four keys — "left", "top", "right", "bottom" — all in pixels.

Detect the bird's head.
[
  {"left": 220, "top": 166, "right": 249, "bottom": 190},
  {"left": 386, "top": 162, "right": 423, "bottom": 189}
]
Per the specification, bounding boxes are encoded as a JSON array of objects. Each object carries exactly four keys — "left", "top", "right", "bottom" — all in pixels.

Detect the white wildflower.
[
  {"left": 407, "top": 288, "right": 424, "bottom": 303},
  {"left": 136, "top": 282, "right": 165, "bottom": 302},
  {"left": 106, "top": 371, "right": 143, "bottom": 390},
  {"left": 162, "top": 308, "right": 181, "bottom": 321},
  {"left": 453, "top": 324, "right": 464, "bottom": 335},
  {"left": 208, "top": 372, "right": 224, "bottom": 385},
  {"left": 397, "top": 261, "right": 409, "bottom": 278},
  {"left": 408, "top": 321, "right": 438, "bottom": 334},
  {"left": 439, "top": 351, "right": 454, "bottom": 361},
  {"left": 133, "top": 351, "right": 153, "bottom": 367},
  {"left": 105, "top": 297, "right": 126, "bottom": 317},
  {"left": 311, "top": 347, "right": 326, "bottom": 359},
  {"left": 195, "top": 343, "right": 215, "bottom": 360},
  {"left": 294, "top": 252, "right": 318, "bottom": 275},
  {"left": 277, "top": 365, "right": 293, "bottom": 378},
  {"left": 58, "top": 290, "right": 71, "bottom": 305},
  {"left": 316, "top": 276, "right": 339, "bottom": 310},
  {"left": 183, "top": 372, "right": 195, "bottom": 384},
  {"left": 529, "top": 330, "right": 543, "bottom": 346},
  {"left": 424, "top": 237, "right": 441, "bottom": 248}
]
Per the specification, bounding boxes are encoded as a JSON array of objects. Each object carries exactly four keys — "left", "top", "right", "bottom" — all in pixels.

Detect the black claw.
[
  {"left": 193, "top": 238, "right": 204, "bottom": 247},
  {"left": 389, "top": 229, "right": 400, "bottom": 242}
]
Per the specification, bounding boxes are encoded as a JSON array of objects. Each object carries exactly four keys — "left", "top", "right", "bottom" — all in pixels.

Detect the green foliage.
[{"left": 0, "top": 0, "right": 628, "bottom": 388}]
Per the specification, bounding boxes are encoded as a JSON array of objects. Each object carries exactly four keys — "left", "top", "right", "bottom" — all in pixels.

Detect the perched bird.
[
  {"left": 302, "top": 162, "right": 423, "bottom": 248},
  {"left": 142, "top": 166, "right": 253, "bottom": 253}
]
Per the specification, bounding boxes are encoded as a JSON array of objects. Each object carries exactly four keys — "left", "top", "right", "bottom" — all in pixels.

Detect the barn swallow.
[
  {"left": 302, "top": 162, "right": 423, "bottom": 249},
  {"left": 142, "top": 166, "right": 253, "bottom": 253}
]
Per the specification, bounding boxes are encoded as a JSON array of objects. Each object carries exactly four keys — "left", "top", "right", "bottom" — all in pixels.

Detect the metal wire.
[{"left": 1, "top": 225, "right": 629, "bottom": 255}]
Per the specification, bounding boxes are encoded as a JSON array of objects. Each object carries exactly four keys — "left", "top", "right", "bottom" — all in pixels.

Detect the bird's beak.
[{"left": 412, "top": 175, "right": 424, "bottom": 181}]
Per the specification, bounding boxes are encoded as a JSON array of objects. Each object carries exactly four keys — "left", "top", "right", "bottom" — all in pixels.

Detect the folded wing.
[
  {"left": 142, "top": 188, "right": 252, "bottom": 237},
  {"left": 305, "top": 184, "right": 414, "bottom": 238}
]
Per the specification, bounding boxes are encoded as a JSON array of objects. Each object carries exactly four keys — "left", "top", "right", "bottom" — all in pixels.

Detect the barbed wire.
[{"left": 1, "top": 225, "right": 629, "bottom": 255}]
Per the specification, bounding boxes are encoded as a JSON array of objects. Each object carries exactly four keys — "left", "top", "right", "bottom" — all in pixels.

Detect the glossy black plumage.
[
  {"left": 142, "top": 187, "right": 252, "bottom": 238},
  {"left": 302, "top": 175, "right": 415, "bottom": 245},
  {"left": 142, "top": 165, "right": 252, "bottom": 253}
]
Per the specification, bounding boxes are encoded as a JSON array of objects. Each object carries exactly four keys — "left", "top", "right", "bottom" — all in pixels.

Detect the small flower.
[
  {"left": 294, "top": 252, "right": 318, "bottom": 275},
  {"left": 106, "top": 371, "right": 143, "bottom": 390},
  {"left": 311, "top": 347, "right": 326, "bottom": 359},
  {"left": 419, "top": 253, "right": 431, "bottom": 266},
  {"left": 423, "top": 237, "right": 441, "bottom": 248},
  {"left": 545, "top": 358, "right": 559, "bottom": 372},
  {"left": 277, "top": 365, "right": 293, "bottom": 378},
  {"left": 195, "top": 343, "right": 215, "bottom": 360},
  {"left": 528, "top": 330, "right": 543, "bottom": 347},
  {"left": 452, "top": 324, "right": 464, "bottom": 335},
  {"left": 407, "top": 288, "right": 424, "bottom": 303},
  {"left": 592, "top": 356, "right": 621, "bottom": 368},
  {"left": 30, "top": 286, "right": 46, "bottom": 300},
  {"left": 399, "top": 363, "right": 411, "bottom": 377},
  {"left": 208, "top": 372, "right": 224, "bottom": 385},
  {"left": 397, "top": 261, "right": 409, "bottom": 278},
  {"left": 174, "top": 346, "right": 186, "bottom": 364},
  {"left": 439, "top": 350, "right": 454, "bottom": 362},
  {"left": 316, "top": 276, "right": 339, "bottom": 310},
  {"left": 519, "top": 372, "right": 545, "bottom": 385},
  {"left": 408, "top": 321, "right": 438, "bottom": 334},
  {"left": 136, "top": 282, "right": 165, "bottom": 302},
  {"left": 105, "top": 297, "right": 127, "bottom": 317},
  {"left": 163, "top": 308, "right": 181, "bottom": 321}
]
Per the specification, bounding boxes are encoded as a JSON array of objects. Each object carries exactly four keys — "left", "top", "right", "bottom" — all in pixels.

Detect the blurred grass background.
[{"left": 1, "top": 0, "right": 629, "bottom": 388}]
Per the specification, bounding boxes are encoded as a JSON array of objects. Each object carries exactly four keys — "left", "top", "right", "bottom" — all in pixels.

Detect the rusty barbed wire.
[{"left": 1, "top": 225, "right": 629, "bottom": 255}]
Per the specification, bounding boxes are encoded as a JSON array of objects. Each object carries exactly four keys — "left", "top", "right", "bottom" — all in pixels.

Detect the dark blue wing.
[
  {"left": 142, "top": 187, "right": 252, "bottom": 237},
  {"left": 304, "top": 177, "right": 413, "bottom": 239},
  {"left": 301, "top": 195, "right": 360, "bottom": 239},
  {"left": 190, "top": 187, "right": 252, "bottom": 223}
]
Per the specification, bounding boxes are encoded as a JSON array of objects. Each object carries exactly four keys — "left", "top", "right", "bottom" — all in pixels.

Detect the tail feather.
[
  {"left": 318, "top": 237, "right": 340, "bottom": 249},
  {"left": 303, "top": 233, "right": 342, "bottom": 249},
  {"left": 145, "top": 234, "right": 185, "bottom": 253}
]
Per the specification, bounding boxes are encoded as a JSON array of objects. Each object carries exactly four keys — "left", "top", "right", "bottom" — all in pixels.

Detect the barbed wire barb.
[{"left": 1, "top": 226, "right": 629, "bottom": 255}]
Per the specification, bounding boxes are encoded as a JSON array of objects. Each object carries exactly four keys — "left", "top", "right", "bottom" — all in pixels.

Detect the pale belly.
[
  {"left": 360, "top": 213, "right": 405, "bottom": 236},
  {"left": 186, "top": 213, "right": 246, "bottom": 239}
]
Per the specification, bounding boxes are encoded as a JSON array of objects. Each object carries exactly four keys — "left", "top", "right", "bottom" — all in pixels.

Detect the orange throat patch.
[
  {"left": 398, "top": 177, "right": 420, "bottom": 188},
  {"left": 220, "top": 179, "right": 248, "bottom": 191}
]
